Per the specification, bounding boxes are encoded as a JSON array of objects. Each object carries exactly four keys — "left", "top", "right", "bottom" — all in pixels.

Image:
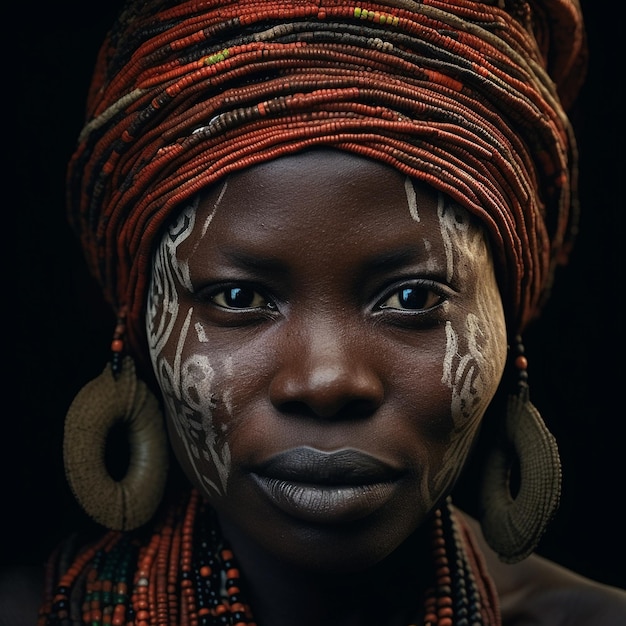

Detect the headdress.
[{"left": 67, "top": 0, "right": 587, "bottom": 370}]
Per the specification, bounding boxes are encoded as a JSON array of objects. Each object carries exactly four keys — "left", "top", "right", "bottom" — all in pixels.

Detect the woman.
[{"left": 8, "top": 0, "right": 626, "bottom": 624}]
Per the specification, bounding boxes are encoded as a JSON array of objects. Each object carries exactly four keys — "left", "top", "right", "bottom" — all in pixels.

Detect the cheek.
[
  {"left": 146, "top": 269, "right": 236, "bottom": 499},
  {"left": 433, "top": 275, "right": 506, "bottom": 491},
  {"left": 442, "top": 297, "right": 506, "bottom": 425},
  {"left": 438, "top": 201, "right": 507, "bottom": 428},
  {"left": 163, "top": 348, "right": 234, "bottom": 500},
  {"left": 410, "top": 307, "right": 503, "bottom": 503},
  {"left": 167, "top": 317, "right": 239, "bottom": 499},
  {"left": 145, "top": 211, "right": 237, "bottom": 499},
  {"left": 432, "top": 202, "right": 508, "bottom": 494}
]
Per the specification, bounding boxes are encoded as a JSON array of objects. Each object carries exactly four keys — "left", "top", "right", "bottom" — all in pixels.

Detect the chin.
[{"left": 217, "top": 499, "right": 427, "bottom": 577}]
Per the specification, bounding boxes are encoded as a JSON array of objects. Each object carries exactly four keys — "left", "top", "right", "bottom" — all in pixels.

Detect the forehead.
[{"left": 170, "top": 149, "right": 485, "bottom": 263}]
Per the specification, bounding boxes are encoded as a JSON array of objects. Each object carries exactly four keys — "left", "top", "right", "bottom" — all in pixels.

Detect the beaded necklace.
[{"left": 38, "top": 489, "right": 498, "bottom": 625}]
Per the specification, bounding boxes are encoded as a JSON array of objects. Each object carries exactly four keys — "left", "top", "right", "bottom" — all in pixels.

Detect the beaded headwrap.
[{"left": 67, "top": 0, "right": 586, "bottom": 368}]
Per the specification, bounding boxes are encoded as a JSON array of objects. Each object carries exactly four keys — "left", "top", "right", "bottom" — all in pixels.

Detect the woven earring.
[
  {"left": 479, "top": 336, "right": 561, "bottom": 563},
  {"left": 63, "top": 307, "right": 169, "bottom": 530}
]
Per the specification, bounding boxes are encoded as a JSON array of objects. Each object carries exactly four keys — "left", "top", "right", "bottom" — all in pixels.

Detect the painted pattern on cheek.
[
  {"left": 436, "top": 194, "right": 507, "bottom": 493},
  {"left": 145, "top": 193, "right": 232, "bottom": 497}
]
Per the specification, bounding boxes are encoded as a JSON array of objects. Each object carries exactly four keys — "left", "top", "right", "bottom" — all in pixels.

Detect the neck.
[
  {"left": 39, "top": 490, "right": 492, "bottom": 626},
  {"left": 217, "top": 514, "right": 433, "bottom": 626}
]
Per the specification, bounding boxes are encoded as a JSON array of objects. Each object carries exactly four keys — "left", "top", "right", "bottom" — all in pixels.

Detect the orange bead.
[
  {"left": 515, "top": 355, "right": 528, "bottom": 370},
  {"left": 111, "top": 338, "right": 124, "bottom": 352}
]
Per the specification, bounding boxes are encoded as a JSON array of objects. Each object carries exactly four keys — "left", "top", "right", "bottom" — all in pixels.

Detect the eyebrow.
[
  {"left": 216, "top": 245, "right": 427, "bottom": 282},
  {"left": 359, "top": 246, "right": 425, "bottom": 276},
  {"left": 219, "top": 248, "right": 291, "bottom": 277}
]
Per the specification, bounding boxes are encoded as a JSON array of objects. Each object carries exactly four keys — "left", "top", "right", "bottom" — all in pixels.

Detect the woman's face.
[{"left": 146, "top": 149, "right": 507, "bottom": 571}]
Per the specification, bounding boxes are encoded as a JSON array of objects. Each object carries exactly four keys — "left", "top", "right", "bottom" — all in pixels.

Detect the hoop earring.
[
  {"left": 63, "top": 308, "right": 168, "bottom": 530},
  {"left": 479, "top": 336, "right": 561, "bottom": 563}
]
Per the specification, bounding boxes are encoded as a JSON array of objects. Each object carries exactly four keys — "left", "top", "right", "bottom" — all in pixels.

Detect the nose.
[{"left": 269, "top": 324, "right": 384, "bottom": 419}]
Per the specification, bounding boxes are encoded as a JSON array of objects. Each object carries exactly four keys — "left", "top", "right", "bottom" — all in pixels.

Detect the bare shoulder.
[
  {"left": 0, "top": 564, "right": 44, "bottom": 626},
  {"left": 459, "top": 511, "right": 626, "bottom": 626}
]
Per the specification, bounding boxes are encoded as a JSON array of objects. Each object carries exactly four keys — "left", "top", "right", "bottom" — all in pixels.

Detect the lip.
[{"left": 250, "top": 447, "right": 403, "bottom": 523}]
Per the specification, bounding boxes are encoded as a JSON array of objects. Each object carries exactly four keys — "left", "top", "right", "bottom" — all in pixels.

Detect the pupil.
[
  {"left": 227, "top": 287, "right": 252, "bottom": 307},
  {"left": 400, "top": 287, "right": 426, "bottom": 309}
]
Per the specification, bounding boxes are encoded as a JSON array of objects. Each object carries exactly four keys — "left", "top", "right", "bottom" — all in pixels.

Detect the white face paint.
[
  {"left": 145, "top": 188, "right": 232, "bottom": 497},
  {"left": 404, "top": 176, "right": 420, "bottom": 223},
  {"left": 404, "top": 177, "right": 437, "bottom": 272},
  {"left": 140, "top": 150, "right": 510, "bottom": 573},
  {"left": 397, "top": 180, "right": 508, "bottom": 503},
  {"left": 436, "top": 193, "right": 507, "bottom": 493}
]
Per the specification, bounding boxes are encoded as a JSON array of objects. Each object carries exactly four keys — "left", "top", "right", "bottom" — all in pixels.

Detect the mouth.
[{"left": 250, "top": 447, "right": 403, "bottom": 524}]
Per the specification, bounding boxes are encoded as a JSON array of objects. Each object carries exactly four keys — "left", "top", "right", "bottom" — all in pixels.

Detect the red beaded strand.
[
  {"left": 67, "top": 1, "right": 582, "bottom": 367},
  {"left": 39, "top": 489, "right": 497, "bottom": 625}
]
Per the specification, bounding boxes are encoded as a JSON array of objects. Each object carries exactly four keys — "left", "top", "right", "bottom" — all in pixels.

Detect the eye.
[
  {"left": 377, "top": 283, "right": 443, "bottom": 311},
  {"left": 211, "top": 286, "right": 275, "bottom": 310}
]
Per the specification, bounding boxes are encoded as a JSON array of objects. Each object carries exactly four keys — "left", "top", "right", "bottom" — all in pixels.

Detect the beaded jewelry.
[
  {"left": 38, "top": 490, "right": 498, "bottom": 625},
  {"left": 63, "top": 308, "right": 168, "bottom": 532},
  {"left": 479, "top": 335, "right": 562, "bottom": 563},
  {"left": 66, "top": 0, "right": 586, "bottom": 368},
  {"left": 111, "top": 306, "right": 128, "bottom": 378}
]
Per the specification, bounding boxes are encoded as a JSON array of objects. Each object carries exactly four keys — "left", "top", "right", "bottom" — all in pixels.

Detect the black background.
[{"left": 8, "top": 0, "right": 625, "bottom": 590}]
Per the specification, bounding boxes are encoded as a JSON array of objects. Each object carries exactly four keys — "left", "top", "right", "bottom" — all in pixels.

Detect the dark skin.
[
  {"left": 144, "top": 150, "right": 626, "bottom": 625},
  {"left": 144, "top": 149, "right": 507, "bottom": 625},
  {"left": 3, "top": 150, "right": 625, "bottom": 625},
  {"left": 145, "top": 150, "right": 508, "bottom": 584}
]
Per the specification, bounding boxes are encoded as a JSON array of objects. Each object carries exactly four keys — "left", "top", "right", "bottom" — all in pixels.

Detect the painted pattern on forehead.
[
  {"left": 437, "top": 192, "right": 487, "bottom": 284},
  {"left": 404, "top": 177, "right": 439, "bottom": 273},
  {"left": 404, "top": 176, "right": 420, "bottom": 223},
  {"left": 146, "top": 192, "right": 232, "bottom": 497},
  {"left": 193, "top": 181, "right": 228, "bottom": 256}
]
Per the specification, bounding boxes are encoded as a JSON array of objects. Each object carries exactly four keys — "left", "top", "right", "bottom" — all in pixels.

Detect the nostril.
[{"left": 277, "top": 397, "right": 380, "bottom": 421}]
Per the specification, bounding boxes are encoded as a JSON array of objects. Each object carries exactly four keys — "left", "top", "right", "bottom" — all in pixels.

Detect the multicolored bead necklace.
[{"left": 38, "top": 489, "right": 497, "bottom": 625}]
